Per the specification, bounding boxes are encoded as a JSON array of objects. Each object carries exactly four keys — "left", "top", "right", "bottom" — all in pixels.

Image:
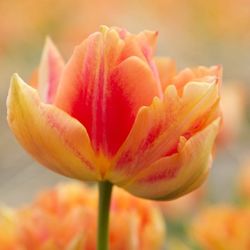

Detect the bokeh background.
[{"left": 0, "top": 0, "right": 250, "bottom": 248}]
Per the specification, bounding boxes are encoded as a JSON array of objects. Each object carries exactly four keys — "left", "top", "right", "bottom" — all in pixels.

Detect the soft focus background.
[{"left": 0, "top": 0, "right": 250, "bottom": 248}]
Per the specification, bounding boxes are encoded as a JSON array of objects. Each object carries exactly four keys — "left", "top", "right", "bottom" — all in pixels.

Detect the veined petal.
[
  {"left": 38, "top": 37, "right": 64, "bottom": 104},
  {"left": 7, "top": 74, "right": 100, "bottom": 181},
  {"left": 55, "top": 28, "right": 161, "bottom": 157},
  {"left": 154, "top": 57, "right": 176, "bottom": 91},
  {"left": 119, "top": 118, "right": 220, "bottom": 200},
  {"left": 108, "top": 80, "right": 220, "bottom": 183}
]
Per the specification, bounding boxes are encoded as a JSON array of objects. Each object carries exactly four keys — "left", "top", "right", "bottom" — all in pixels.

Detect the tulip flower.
[
  {"left": 191, "top": 205, "right": 250, "bottom": 250},
  {"left": 0, "top": 183, "right": 166, "bottom": 250},
  {"left": 7, "top": 26, "right": 221, "bottom": 250}
]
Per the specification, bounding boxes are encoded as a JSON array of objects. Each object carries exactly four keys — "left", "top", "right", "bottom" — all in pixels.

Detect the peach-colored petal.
[
  {"left": 120, "top": 30, "right": 162, "bottom": 94},
  {"left": 7, "top": 74, "right": 100, "bottom": 181},
  {"left": 105, "top": 56, "right": 162, "bottom": 155},
  {"left": 173, "top": 65, "right": 222, "bottom": 95},
  {"left": 38, "top": 37, "right": 64, "bottom": 104},
  {"left": 154, "top": 57, "right": 176, "bottom": 91},
  {"left": 109, "top": 80, "right": 220, "bottom": 183},
  {"left": 55, "top": 28, "right": 161, "bottom": 156},
  {"left": 120, "top": 29, "right": 158, "bottom": 62},
  {"left": 120, "top": 119, "right": 220, "bottom": 200}
]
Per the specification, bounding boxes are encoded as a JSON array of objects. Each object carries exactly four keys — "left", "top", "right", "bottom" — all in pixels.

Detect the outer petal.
[
  {"left": 119, "top": 119, "right": 220, "bottom": 200},
  {"left": 55, "top": 28, "right": 161, "bottom": 157},
  {"left": 108, "top": 80, "right": 220, "bottom": 183},
  {"left": 38, "top": 37, "right": 64, "bottom": 104},
  {"left": 7, "top": 74, "right": 100, "bottom": 181},
  {"left": 154, "top": 57, "right": 176, "bottom": 91}
]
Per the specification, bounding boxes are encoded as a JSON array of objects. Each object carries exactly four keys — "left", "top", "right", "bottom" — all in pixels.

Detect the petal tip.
[
  {"left": 9, "top": 73, "right": 25, "bottom": 96},
  {"left": 45, "top": 35, "right": 53, "bottom": 44},
  {"left": 9, "top": 73, "right": 32, "bottom": 93},
  {"left": 7, "top": 74, "right": 30, "bottom": 121},
  {"left": 10, "top": 73, "right": 21, "bottom": 84},
  {"left": 43, "top": 36, "right": 59, "bottom": 52},
  {"left": 99, "top": 25, "right": 109, "bottom": 33}
]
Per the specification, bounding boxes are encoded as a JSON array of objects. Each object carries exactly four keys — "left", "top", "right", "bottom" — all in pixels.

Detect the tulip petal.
[
  {"left": 109, "top": 80, "right": 220, "bottom": 183},
  {"left": 55, "top": 29, "right": 161, "bottom": 157},
  {"left": 120, "top": 30, "right": 162, "bottom": 94},
  {"left": 120, "top": 29, "right": 158, "bottom": 62},
  {"left": 120, "top": 119, "right": 220, "bottom": 200},
  {"left": 7, "top": 74, "right": 100, "bottom": 181},
  {"left": 173, "top": 65, "right": 222, "bottom": 95},
  {"left": 105, "top": 56, "right": 162, "bottom": 155},
  {"left": 38, "top": 37, "right": 64, "bottom": 104},
  {"left": 154, "top": 57, "right": 176, "bottom": 91}
]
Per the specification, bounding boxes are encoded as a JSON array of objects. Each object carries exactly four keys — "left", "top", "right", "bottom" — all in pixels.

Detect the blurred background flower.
[
  {"left": 191, "top": 205, "right": 250, "bottom": 250},
  {"left": 0, "top": 207, "right": 20, "bottom": 249},
  {"left": 0, "top": 183, "right": 165, "bottom": 250},
  {"left": 217, "top": 82, "right": 246, "bottom": 147}
]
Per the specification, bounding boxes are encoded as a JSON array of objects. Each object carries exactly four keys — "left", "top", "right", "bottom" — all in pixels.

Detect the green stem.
[{"left": 97, "top": 181, "right": 113, "bottom": 250}]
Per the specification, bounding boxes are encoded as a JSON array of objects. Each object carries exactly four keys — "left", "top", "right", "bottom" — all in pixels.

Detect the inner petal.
[{"left": 55, "top": 29, "right": 161, "bottom": 157}]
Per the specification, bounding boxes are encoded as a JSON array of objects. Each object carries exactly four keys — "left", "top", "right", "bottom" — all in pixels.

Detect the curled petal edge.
[
  {"left": 108, "top": 80, "right": 220, "bottom": 183},
  {"left": 117, "top": 118, "right": 220, "bottom": 200}
]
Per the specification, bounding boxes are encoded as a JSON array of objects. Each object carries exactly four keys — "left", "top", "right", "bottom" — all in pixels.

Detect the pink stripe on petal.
[{"left": 119, "top": 119, "right": 220, "bottom": 200}]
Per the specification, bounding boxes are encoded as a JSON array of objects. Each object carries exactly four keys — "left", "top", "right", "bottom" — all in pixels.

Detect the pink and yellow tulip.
[
  {"left": 0, "top": 183, "right": 165, "bottom": 250},
  {"left": 7, "top": 26, "right": 221, "bottom": 200}
]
